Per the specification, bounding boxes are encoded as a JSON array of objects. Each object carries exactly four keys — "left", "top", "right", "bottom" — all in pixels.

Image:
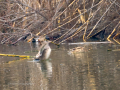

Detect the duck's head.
[{"left": 38, "top": 36, "right": 45, "bottom": 44}]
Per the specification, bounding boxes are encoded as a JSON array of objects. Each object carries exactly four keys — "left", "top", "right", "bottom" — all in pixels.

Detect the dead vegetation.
[{"left": 0, "top": 0, "right": 120, "bottom": 44}]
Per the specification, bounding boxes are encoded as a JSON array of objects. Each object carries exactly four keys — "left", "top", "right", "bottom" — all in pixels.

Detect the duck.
[
  {"left": 68, "top": 46, "right": 85, "bottom": 55},
  {"left": 35, "top": 40, "right": 51, "bottom": 60}
]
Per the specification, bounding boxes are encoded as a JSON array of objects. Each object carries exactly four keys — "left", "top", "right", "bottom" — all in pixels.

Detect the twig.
[
  {"left": 11, "top": 33, "right": 30, "bottom": 45},
  {"left": 87, "top": 0, "right": 116, "bottom": 38}
]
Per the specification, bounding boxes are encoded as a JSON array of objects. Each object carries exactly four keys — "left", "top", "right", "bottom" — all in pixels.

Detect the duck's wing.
[
  {"left": 40, "top": 44, "right": 46, "bottom": 55},
  {"left": 35, "top": 44, "right": 46, "bottom": 58},
  {"left": 35, "top": 51, "right": 42, "bottom": 59}
]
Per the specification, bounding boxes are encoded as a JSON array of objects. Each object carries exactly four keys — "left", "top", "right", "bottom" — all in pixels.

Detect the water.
[{"left": 0, "top": 41, "right": 120, "bottom": 90}]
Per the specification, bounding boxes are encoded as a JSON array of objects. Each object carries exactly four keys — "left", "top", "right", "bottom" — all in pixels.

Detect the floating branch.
[{"left": 0, "top": 53, "right": 35, "bottom": 58}]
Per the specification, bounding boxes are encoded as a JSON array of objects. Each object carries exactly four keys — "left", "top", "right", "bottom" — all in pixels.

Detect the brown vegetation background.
[{"left": 0, "top": 0, "right": 120, "bottom": 44}]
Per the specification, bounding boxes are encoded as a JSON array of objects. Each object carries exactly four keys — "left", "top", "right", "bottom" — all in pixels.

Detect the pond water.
[{"left": 0, "top": 41, "right": 120, "bottom": 90}]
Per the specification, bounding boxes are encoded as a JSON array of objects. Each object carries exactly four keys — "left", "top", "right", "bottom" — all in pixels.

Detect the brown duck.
[{"left": 35, "top": 40, "right": 51, "bottom": 60}]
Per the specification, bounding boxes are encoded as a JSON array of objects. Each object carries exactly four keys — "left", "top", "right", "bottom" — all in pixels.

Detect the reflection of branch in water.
[{"left": 6, "top": 58, "right": 28, "bottom": 64}]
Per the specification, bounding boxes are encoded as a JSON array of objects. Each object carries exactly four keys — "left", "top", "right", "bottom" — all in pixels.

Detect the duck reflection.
[{"left": 36, "top": 60, "right": 52, "bottom": 77}]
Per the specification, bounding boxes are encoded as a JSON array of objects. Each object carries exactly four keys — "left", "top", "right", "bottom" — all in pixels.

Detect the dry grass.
[{"left": 0, "top": 0, "right": 120, "bottom": 44}]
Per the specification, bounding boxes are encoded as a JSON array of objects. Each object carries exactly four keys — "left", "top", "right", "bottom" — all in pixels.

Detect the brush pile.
[{"left": 0, "top": 0, "right": 120, "bottom": 44}]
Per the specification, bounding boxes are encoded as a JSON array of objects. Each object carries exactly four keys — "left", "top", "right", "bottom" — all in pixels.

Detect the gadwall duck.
[{"left": 35, "top": 40, "right": 51, "bottom": 60}]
